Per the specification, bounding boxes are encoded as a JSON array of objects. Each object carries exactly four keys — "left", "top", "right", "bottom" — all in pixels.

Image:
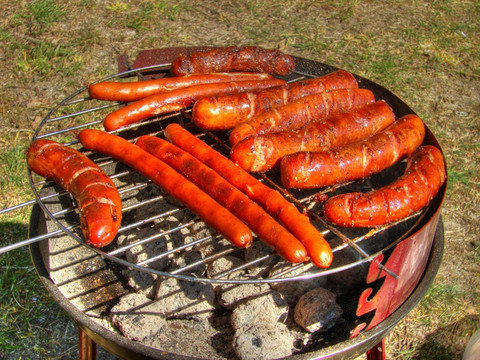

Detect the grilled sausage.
[
  {"left": 78, "top": 129, "right": 253, "bottom": 248},
  {"left": 88, "top": 72, "right": 273, "bottom": 102},
  {"left": 192, "top": 70, "right": 358, "bottom": 131},
  {"left": 171, "top": 46, "right": 295, "bottom": 76},
  {"left": 163, "top": 123, "right": 333, "bottom": 269},
  {"left": 323, "top": 145, "right": 446, "bottom": 227},
  {"left": 281, "top": 114, "right": 425, "bottom": 188},
  {"left": 26, "top": 139, "right": 122, "bottom": 248},
  {"left": 103, "top": 79, "right": 286, "bottom": 132},
  {"left": 229, "top": 88, "right": 375, "bottom": 146},
  {"left": 136, "top": 136, "right": 308, "bottom": 263},
  {"left": 231, "top": 101, "right": 395, "bottom": 173}
]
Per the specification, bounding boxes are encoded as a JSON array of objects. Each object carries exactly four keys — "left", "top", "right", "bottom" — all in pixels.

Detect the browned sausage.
[
  {"left": 229, "top": 88, "right": 375, "bottom": 146},
  {"left": 88, "top": 72, "right": 273, "bottom": 102},
  {"left": 323, "top": 145, "right": 446, "bottom": 227},
  {"left": 171, "top": 46, "right": 295, "bottom": 76},
  {"left": 103, "top": 79, "right": 286, "bottom": 132},
  {"left": 77, "top": 129, "right": 253, "bottom": 248},
  {"left": 26, "top": 139, "right": 122, "bottom": 248},
  {"left": 136, "top": 135, "right": 308, "bottom": 263},
  {"left": 163, "top": 123, "right": 333, "bottom": 269},
  {"left": 281, "top": 114, "right": 426, "bottom": 188},
  {"left": 231, "top": 101, "right": 395, "bottom": 172},
  {"left": 192, "top": 70, "right": 358, "bottom": 131}
]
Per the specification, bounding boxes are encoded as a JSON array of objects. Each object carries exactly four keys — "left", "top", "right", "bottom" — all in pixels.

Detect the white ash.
[
  {"left": 122, "top": 269, "right": 157, "bottom": 298},
  {"left": 233, "top": 322, "right": 295, "bottom": 360},
  {"left": 230, "top": 290, "right": 289, "bottom": 331},
  {"left": 294, "top": 287, "right": 343, "bottom": 333},
  {"left": 153, "top": 277, "right": 216, "bottom": 319},
  {"left": 111, "top": 293, "right": 167, "bottom": 342},
  {"left": 269, "top": 261, "right": 328, "bottom": 305}
]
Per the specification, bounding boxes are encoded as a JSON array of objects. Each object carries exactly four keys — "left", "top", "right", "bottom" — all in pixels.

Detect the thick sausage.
[
  {"left": 77, "top": 129, "right": 252, "bottom": 248},
  {"left": 323, "top": 145, "right": 446, "bottom": 227},
  {"left": 103, "top": 79, "right": 286, "bottom": 132},
  {"left": 231, "top": 101, "right": 395, "bottom": 173},
  {"left": 192, "top": 70, "right": 358, "bottom": 131},
  {"left": 229, "top": 88, "right": 375, "bottom": 146},
  {"left": 26, "top": 139, "right": 122, "bottom": 248},
  {"left": 281, "top": 114, "right": 425, "bottom": 188},
  {"left": 163, "top": 123, "right": 333, "bottom": 269},
  {"left": 171, "top": 46, "right": 295, "bottom": 76},
  {"left": 136, "top": 136, "right": 308, "bottom": 263},
  {"left": 88, "top": 72, "right": 273, "bottom": 102}
]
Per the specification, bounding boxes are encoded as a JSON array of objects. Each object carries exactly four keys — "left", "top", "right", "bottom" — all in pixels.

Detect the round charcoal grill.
[{"left": 3, "top": 47, "right": 446, "bottom": 359}]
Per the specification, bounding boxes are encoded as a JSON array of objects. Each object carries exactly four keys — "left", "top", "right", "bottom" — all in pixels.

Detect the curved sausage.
[
  {"left": 231, "top": 101, "right": 395, "bottom": 173},
  {"left": 281, "top": 114, "right": 425, "bottom": 188},
  {"left": 26, "top": 139, "right": 122, "bottom": 248},
  {"left": 163, "top": 123, "right": 333, "bottom": 269},
  {"left": 103, "top": 79, "right": 286, "bottom": 132},
  {"left": 229, "top": 88, "right": 375, "bottom": 146},
  {"left": 136, "top": 135, "right": 308, "bottom": 263},
  {"left": 171, "top": 46, "right": 295, "bottom": 76},
  {"left": 88, "top": 72, "right": 273, "bottom": 102},
  {"left": 192, "top": 70, "right": 358, "bottom": 131},
  {"left": 323, "top": 145, "right": 446, "bottom": 227},
  {"left": 77, "top": 129, "right": 253, "bottom": 248}
]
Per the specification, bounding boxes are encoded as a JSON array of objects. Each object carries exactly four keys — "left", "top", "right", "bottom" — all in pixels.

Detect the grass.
[{"left": 0, "top": 0, "right": 478, "bottom": 358}]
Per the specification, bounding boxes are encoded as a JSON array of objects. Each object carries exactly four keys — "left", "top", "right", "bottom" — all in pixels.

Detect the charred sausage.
[
  {"left": 136, "top": 136, "right": 308, "bottom": 263},
  {"left": 231, "top": 101, "right": 395, "bottom": 172},
  {"left": 229, "top": 88, "right": 375, "bottom": 146},
  {"left": 88, "top": 72, "right": 273, "bottom": 102},
  {"left": 281, "top": 114, "right": 426, "bottom": 188},
  {"left": 77, "top": 129, "right": 253, "bottom": 248},
  {"left": 163, "top": 123, "right": 333, "bottom": 269},
  {"left": 26, "top": 139, "right": 122, "bottom": 248},
  {"left": 192, "top": 70, "right": 358, "bottom": 131},
  {"left": 103, "top": 79, "right": 286, "bottom": 132},
  {"left": 322, "top": 145, "right": 446, "bottom": 227},
  {"left": 171, "top": 46, "right": 295, "bottom": 76}
]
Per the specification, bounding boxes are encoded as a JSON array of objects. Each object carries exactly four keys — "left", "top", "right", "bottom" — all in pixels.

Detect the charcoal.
[
  {"left": 233, "top": 322, "right": 294, "bottom": 360},
  {"left": 294, "top": 287, "right": 343, "bottom": 333}
]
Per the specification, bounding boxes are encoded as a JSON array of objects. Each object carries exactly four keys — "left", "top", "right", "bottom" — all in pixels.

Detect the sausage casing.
[
  {"left": 103, "top": 79, "right": 286, "bottom": 132},
  {"left": 171, "top": 46, "right": 295, "bottom": 76},
  {"left": 26, "top": 139, "right": 122, "bottom": 248},
  {"left": 231, "top": 100, "right": 395, "bottom": 172},
  {"left": 229, "top": 88, "right": 375, "bottom": 146},
  {"left": 323, "top": 145, "right": 446, "bottom": 227},
  {"left": 281, "top": 114, "right": 425, "bottom": 188},
  {"left": 163, "top": 123, "right": 333, "bottom": 269},
  {"left": 192, "top": 69, "right": 358, "bottom": 131},
  {"left": 136, "top": 135, "right": 308, "bottom": 263},
  {"left": 77, "top": 129, "right": 253, "bottom": 248},
  {"left": 88, "top": 72, "right": 273, "bottom": 102}
]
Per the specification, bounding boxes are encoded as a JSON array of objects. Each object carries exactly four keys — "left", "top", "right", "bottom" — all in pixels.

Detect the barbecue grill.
[{"left": 1, "top": 47, "right": 447, "bottom": 359}]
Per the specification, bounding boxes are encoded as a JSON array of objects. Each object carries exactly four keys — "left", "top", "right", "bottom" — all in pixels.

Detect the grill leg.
[
  {"left": 366, "top": 338, "right": 385, "bottom": 360},
  {"left": 79, "top": 327, "right": 97, "bottom": 360}
]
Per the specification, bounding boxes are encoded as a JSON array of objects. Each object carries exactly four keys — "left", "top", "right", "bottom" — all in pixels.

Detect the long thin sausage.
[
  {"left": 77, "top": 129, "right": 253, "bottom": 248},
  {"left": 88, "top": 72, "right": 273, "bottom": 102},
  {"left": 231, "top": 101, "right": 395, "bottom": 172},
  {"left": 281, "top": 114, "right": 425, "bottom": 188},
  {"left": 171, "top": 46, "right": 295, "bottom": 76},
  {"left": 163, "top": 123, "right": 333, "bottom": 269},
  {"left": 26, "top": 139, "right": 122, "bottom": 248},
  {"left": 136, "top": 136, "right": 308, "bottom": 263},
  {"left": 323, "top": 145, "right": 446, "bottom": 227},
  {"left": 103, "top": 79, "right": 286, "bottom": 132},
  {"left": 192, "top": 70, "right": 358, "bottom": 131},
  {"left": 229, "top": 88, "right": 375, "bottom": 146}
]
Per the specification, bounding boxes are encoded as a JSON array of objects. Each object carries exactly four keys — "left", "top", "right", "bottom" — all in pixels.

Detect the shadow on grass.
[{"left": 414, "top": 314, "right": 480, "bottom": 360}]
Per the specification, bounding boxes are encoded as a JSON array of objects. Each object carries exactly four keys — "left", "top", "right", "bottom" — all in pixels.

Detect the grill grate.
[{"left": 1, "top": 61, "right": 433, "bottom": 284}]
